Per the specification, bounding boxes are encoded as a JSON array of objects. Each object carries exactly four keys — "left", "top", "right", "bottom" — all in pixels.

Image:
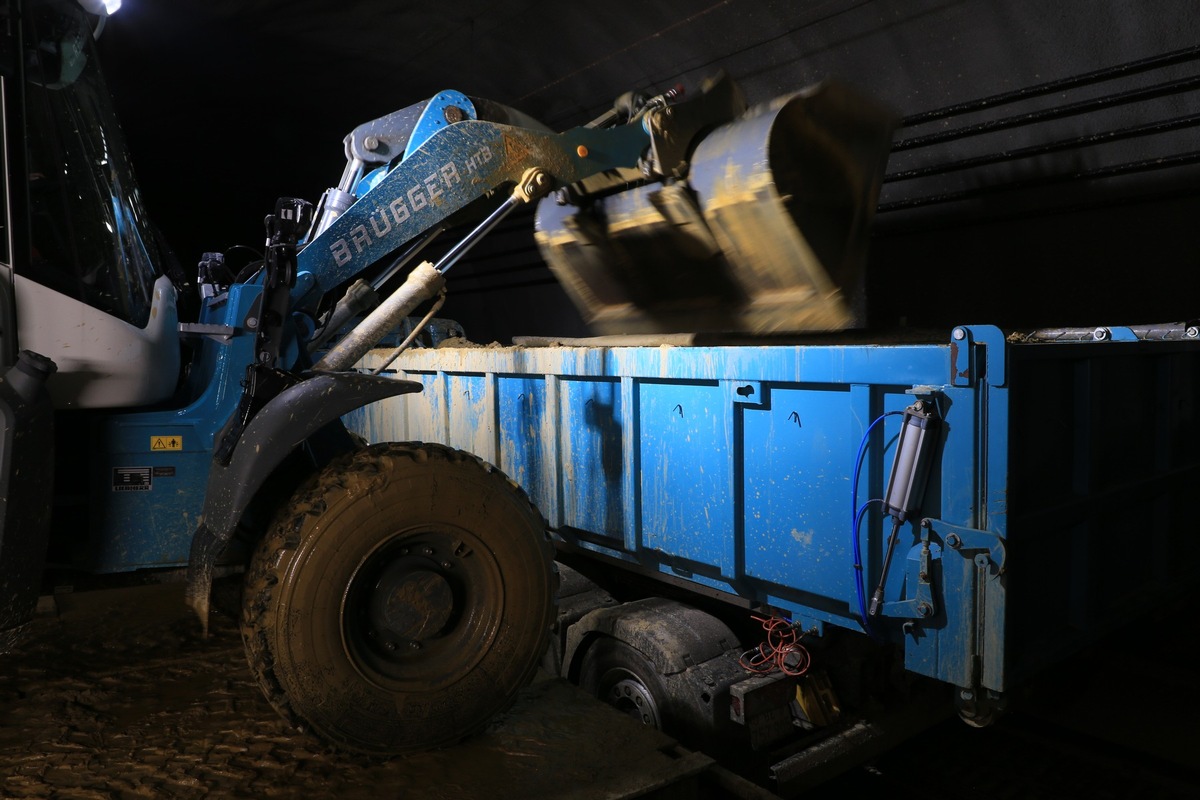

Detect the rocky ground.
[
  {"left": 0, "top": 578, "right": 724, "bottom": 800},
  {"left": 2, "top": 577, "right": 1196, "bottom": 800}
]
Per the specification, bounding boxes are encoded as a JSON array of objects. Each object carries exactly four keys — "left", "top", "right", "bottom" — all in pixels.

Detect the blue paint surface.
[{"left": 348, "top": 331, "right": 1200, "bottom": 695}]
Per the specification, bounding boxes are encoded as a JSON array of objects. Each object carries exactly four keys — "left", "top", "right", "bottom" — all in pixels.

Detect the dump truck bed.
[{"left": 346, "top": 324, "right": 1198, "bottom": 695}]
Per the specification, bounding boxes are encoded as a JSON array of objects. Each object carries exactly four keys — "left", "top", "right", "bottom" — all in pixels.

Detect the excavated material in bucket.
[{"left": 535, "top": 80, "right": 896, "bottom": 335}]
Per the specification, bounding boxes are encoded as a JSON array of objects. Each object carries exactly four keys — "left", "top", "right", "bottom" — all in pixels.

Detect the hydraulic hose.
[{"left": 850, "top": 411, "right": 903, "bottom": 635}]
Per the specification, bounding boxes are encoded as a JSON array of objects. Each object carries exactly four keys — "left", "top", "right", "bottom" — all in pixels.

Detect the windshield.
[{"left": 19, "top": 0, "right": 162, "bottom": 327}]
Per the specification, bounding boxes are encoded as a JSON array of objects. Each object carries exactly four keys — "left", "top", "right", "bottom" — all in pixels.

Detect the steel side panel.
[
  {"left": 447, "top": 373, "right": 495, "bottom": 463},
  {"left": 559, "top": 377, "right": 624, "bottom": 539},
  {"left": 496, "top": 375, "right": 556, "bottom": 522},
  {"left": 640, "top": 381, "right": 733, "bottom": 572},
  {"left": 742, "top": 385, "right": 856, "bottom": 598}
]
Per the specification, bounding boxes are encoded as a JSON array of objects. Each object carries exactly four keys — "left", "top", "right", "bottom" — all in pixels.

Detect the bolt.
[
  {"left": 1093, "top": 327, "right": 1110, "bottom": 341},
  {"left": 1187, "top": 326, "right": 1199, "bottom": 339},
  {"left": 422, "top": 547, "right": 434, "bottom": 556},
  {"left": 441, "top": 561, "right": 452, "bottom": 570},
  {"left": 443, "top": 106, "right": 465, "bottom": 123},
  {"left": 945, "top": 533, "right": 961, "bottom": 549},
  {"left": 409, "top": 641, "right": 422, "bottom": 651},
  {"left": 921, "top": 518, "right": 932, "bottom": 528},
  {"left": 524, "top": 173, "right": 547, "bottom": 197},
  {"left": 917, "top": 602, "right": 933, "bottom": 618},
  {"left": 960, "top": 689, "right": 974, "bottom": 702},
  {"left": 363, "top": 135, "right": 380, "bottom": 151},
  {"left": 953, "top": 327, "right": 966, "bottom": 340},
  {"left": 246, "top": 316, "right": 258, "bottom": 329},
  {"left": 384, "top": 641, "right": 396, "bottom": 651}
]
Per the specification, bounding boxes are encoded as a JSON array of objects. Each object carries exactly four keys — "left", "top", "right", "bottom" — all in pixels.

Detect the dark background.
[{"left": 96, "top": 0, "right": 1200, "bottom": 342}]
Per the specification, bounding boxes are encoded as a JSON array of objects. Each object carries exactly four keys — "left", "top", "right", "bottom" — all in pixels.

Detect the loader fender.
[{"left": 184, "top": 370, "right": 421, "bottom": 629}]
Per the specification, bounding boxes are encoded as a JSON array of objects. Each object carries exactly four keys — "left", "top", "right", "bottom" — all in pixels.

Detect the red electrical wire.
[{"left": 738, "top": 615, "right": 811, "bottom": 677}]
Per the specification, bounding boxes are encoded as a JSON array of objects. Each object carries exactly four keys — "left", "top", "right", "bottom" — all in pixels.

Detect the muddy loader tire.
[{"left": 241, "top": 441, "right": 556, "bottom": 755}]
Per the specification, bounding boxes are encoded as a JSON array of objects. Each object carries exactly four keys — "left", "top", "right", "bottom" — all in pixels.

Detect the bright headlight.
[{"left": 77, "top": 0, "right": 122, "bottom": 16}]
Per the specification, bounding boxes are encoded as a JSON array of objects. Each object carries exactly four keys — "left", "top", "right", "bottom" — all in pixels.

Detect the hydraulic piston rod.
[
  {"left": 869, "top": 400, "right": 940, "bottom": 616},
  {"left": 312, "top": 169, "right": 549, "bottom": 372}
]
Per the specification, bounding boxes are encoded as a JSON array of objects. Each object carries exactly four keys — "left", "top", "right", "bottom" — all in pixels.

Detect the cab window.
[{"left": 20, "top": 0, "right": 160, "bottom": 327}]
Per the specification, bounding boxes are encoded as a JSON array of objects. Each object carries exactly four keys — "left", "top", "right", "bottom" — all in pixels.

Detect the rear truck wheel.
[
  {"left": 568, "top": 598, "right": 742, "bottom": 747},
  {"left": 240, "top": 441, "right": 556, "bottom": 755},
  {"left": 579, "top": 637, "right": 669, "bottom": 731}
]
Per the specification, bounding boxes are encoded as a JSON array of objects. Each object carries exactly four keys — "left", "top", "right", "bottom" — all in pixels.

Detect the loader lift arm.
[{"left": 287, "top": 79, "right": 741, "bottom": 320}]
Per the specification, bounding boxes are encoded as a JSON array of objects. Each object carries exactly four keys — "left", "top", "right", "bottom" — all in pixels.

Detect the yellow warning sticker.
[{"left": 151, "top": 436, "right": 183, "bottom": 451}]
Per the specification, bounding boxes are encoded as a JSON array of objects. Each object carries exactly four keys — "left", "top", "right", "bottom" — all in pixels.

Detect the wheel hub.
[
  {"left": 342, "top": 527, "right": 504, "bottom": 690},
  {"left": 606, "top": 676, "right": 661, "bottom": 728},
  {"left": 371, "top": 564, "right": 453, "bottom": 643}
]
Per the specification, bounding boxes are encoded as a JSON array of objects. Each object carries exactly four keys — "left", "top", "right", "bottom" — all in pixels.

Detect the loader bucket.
[{"left": 535, "top": 80, "right": 896, "bottom": 335}]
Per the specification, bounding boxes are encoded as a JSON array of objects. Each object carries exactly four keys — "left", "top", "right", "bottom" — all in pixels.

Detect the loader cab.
[{"left": 0, "top": 0, "right": 179, "bottom": 408}]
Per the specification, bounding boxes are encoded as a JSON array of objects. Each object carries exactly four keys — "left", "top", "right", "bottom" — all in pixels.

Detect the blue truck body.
[{"left": 345, "top": 324, "right": 1198, "bottom": 697}]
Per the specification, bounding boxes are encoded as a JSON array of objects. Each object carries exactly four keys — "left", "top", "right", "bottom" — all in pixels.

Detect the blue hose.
[
  {"left": 853, "top": 498, "right": 884, "bottom": 638},
  {"left": 851, "top": 411, "right": 903, "bottom": 636}
]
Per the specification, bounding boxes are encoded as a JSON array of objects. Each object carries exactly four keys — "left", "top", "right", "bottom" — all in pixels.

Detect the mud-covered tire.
[{"left": 241, "top": 441, "right": 556, "bottom": 755}]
